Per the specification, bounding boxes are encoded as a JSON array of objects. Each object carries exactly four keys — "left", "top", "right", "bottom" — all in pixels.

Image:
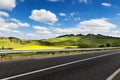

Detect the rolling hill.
[
  {"left": 43, "top": 34, "right": 120, "bottom": 48},
  {"left": 0, "top": 34, "right": 120, "bottom": 50}
]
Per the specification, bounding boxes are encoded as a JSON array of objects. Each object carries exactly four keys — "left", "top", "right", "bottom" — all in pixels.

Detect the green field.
[{"left": 0, "top": 34, "right": 120, "bottom": 50}]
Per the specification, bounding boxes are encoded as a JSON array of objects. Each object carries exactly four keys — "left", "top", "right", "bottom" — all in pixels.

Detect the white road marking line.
[
  {"left": 1, "top": 52, "right": 120, "bottom": 80},
  {"left": 106, "top": 68, "right": 120, "bottom": 80}
]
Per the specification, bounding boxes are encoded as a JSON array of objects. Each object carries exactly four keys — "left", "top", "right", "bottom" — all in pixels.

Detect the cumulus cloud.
[
  {"left": 110, "top": 30, "right": 120, "bottom": 37},
  {"left": 0, "top": 18, "right": 18, "bottom": 30},
  {"left": 0, "top": 16, "right": 30, "bottom": 32},
  {"left": 26, "top": 18, "right": 117, "bottom": 39},
  {"left": 29, "top": 9, "right": 58, "bottom": 25},
  {"left": 1, "top": 15, "right": 118, "bottom": 39},
  {"left": 101, "top": 3, "right": 111, "bottom": 7},
  {"left": 75, "top": 18, "right": 116, "bottom": 34},
  {"left": 12, "top": 30, "right": 22, "bottom": 34},
  {"left": 33, "top": 26, "right": 51, "bottom": 34},
  {"left": 26, "top": 26, "right": 54, "bottom": 39},
  {"left": 59, "top": 13, "right": 66, "bottom": 17},
  {"left": 0, "top": 13, "right": 30, "bottom": 39},
  {"left": 0, "top": 0, "right": 16, "bottom": 10},
  {"left": 11, "top": 18, "right": 30, "bottom": 27},
  {"left": 0, "top": 11, "right": 9, "bottom": 17},
  {"left": 54, "top": 28, "right": 75, "bottom": 36},
  {"left": 84, "top": 18, "right": 114, "bottom": 27},
  {"left": 54, "top": 18, "right": 116, "bottom": 35}
]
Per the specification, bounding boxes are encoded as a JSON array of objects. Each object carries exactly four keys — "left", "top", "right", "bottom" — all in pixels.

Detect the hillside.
[
  {"left": 43, "top": 34, "right": 120, "bottom": 48},
  {"left": 0, "top": 37, "right": 41, "bottom": 49},
  {"left": 0, "top": 34, "right": 120, "bottom": 50}
]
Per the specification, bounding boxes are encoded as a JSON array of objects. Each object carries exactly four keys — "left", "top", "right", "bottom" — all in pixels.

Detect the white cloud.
[
  {"left": 11, "top": 18, "right": 30, "bottom": 27},
  {"left": 112, "top": 30, "right": 120, "bottom": 34},
  {"left": 110, "top": 30, "right": 120, "bottom": 37},
  {"left": 33, "top": 26, "right": 51, "bottom": 34},
  {"left": 101, "top": 3, "right": 111, "bottom": 7},
  {"left": 59, "top": 13, "right": 66, "bottom": 17},
  {"left": 0, "top": 14, "right": 30, "bottom": 39},
  {"left": 0, "top": 17, "right": 18, "bottom": 29},
  {"left": 29, "top": 9, "right": 58, "bottom": 25},
  {"left": 54, "top": 28, "right": 75, "bottom": 36},
  {"left": 26, "top": 26, "right": 54, "bottom": 39},
  {"left": 12, "top": 30, "right": 22, "bottom": 34},
  {"left": 0, "top": 11, "right": 9, "bottom": 17},
  {"left": 0, "top": 16, "right": 30, "bottom": 32},
  {"left": 54, "top": 18, "right": 116, "bottom": 35},
  {"left": 79, "top": 18, "right": 115, "bottom": 28},
  {"left": 77, "top": 18, "right": 116, "bottom": 32},
  {"left": 0, "top": 0, "right": 16, "bottom": 10},
  {"left": 1, "top": 15, "right": 118, "bottom": 39}
]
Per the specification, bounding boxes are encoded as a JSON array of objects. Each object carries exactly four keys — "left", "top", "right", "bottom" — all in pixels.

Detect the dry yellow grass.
[
  {"left": 15, "top": 45, "right": 65, "bottom": 50},
  {"left": 14, "top": 45, "right": 78, "bottom": 50}
]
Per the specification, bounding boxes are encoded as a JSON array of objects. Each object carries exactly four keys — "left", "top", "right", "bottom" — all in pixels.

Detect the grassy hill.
[
  {"left": 0, "top": 37, "right": 23, "bottom": 49},
  {"left": 0, "top": 37, "right": 40, "bottom": 50},
  {"left": 0, "top": 34, "right": 120, "bottom": 50},
  {"left": 43, "top": 34, "right": 120, "bottom": 48}
]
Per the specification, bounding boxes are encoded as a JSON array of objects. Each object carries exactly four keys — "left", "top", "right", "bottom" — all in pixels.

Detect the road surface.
[{"left": 0, "top": 50, "right": 120, "bottom": 80}]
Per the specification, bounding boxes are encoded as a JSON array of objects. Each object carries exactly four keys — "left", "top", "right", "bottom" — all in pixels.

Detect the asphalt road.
[{"left": 0, "top": 50, "right": 120, "bottom": 80}]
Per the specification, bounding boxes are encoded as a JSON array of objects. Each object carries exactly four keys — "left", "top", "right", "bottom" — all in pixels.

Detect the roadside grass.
[
  {"left": 0, "top": 48, "right": 120, "bottom": 61},
  {"left": 0, "top": 50, "right": 94, "bottom": 61}
]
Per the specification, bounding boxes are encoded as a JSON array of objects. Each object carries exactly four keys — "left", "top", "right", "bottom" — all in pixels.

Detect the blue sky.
[{"left": 0, "top": 0, "right": 120, "bottom": 39}]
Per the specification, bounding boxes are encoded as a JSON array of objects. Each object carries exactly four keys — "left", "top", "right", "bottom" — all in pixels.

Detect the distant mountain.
[{"left": 0, "top": 34, "right": 120, "bottom": 49}]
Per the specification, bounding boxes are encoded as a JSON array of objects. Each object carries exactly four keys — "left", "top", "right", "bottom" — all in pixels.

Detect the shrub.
[
  {"left": 2, "top": 46, "right": 4, "bottom": 50},
  {"left": 106, "top": 43, "right": 110, "bottom": 47},
  {"left": 98, "top": 45, "right": 105, "bottom": 47}
]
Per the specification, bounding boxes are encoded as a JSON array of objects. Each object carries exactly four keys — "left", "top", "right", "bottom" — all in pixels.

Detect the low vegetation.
[
  {"left": 44, "top": 34, "right": 120, "bottom": 48},
  {"left": 0, "top": 34, "right": 120, "bottom": 50},
  {"left": 1, "top": 48, "right": 119, "bottom": 61}
]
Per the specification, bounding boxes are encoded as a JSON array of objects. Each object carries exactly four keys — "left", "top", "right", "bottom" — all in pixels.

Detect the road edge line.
[{"left": 106, "top": 68, "right": 120, "bottom": 80}]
